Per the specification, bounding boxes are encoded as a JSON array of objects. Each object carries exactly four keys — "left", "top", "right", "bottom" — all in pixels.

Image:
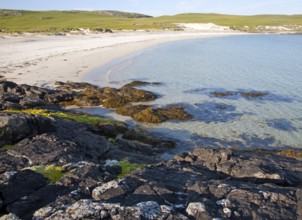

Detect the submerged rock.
[
  {"left": 133, "top": 104, "right": 192, "bottom": 123},
  {"left": 210, "top": 89, "right": 269, "bottom": 100}
]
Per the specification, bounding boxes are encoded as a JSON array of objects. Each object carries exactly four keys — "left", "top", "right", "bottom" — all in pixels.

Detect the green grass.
[
  {"left": 0, "top": 9, "right": 168, "bottom": 32},
  {"left": 31, "top": 165, "right": 67, "bottom": 183},
  {"left": 118, "top": 159, "right": 145, "bottom": 178},
  {"left": 0, "top": 145, "right": 13, "bottom": 151},
  {"left": 154, "top": 13, "right": 302, "bottom": 30},
  {"left": 5, "top": 109, "right": 113, "bottom": 125},
  {"left": 1, "top": 9, "right": 301, "bottom": 33}
]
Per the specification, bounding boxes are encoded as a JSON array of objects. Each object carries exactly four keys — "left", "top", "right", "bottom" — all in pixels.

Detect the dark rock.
[
  {"left": 116, "top": 138, "right": 155, "bottom": 155},
  {"left": 88, "top": 148, "right": 302, "bottom": 219},
  {"left": 0, "top": 152, "right": 30, "bottom": 174},
  {"left": 91, "top": 121, "right": 128, "bottom": 137},
  {"left": 210, "top": 91, "right": 236, "bottom": 97},
  {"left": 104, "top": 28, "right": 113, "bottom": 33},
  {"left": 156, "top": 104, "right": 193, "bottom": 121},
  {"left": 121, "top": 80, "right": 152, "bottom": 89},
  {"left": 210, "top": 90, "right": 269, "bottom": 100},
  {"left": 0, "top": 196, "right": 3, "bottom": 213},
  {"left": 105, "top": 164, "right": 122, "bottom": 175},
  {"left": 0, "top": 81, "right": 18, "bottom": 93},
  {"left": 19, "top": 97, "right": 46, "bottom": 108},
  {"left": 22, "top": 85, "right": 47, "bottom": 100},
  {"left": 55, "top": 81, "right": 97, "bottom": 91},
  {"left": 58, "top": 162, "right": 108, "bottom": 191},
  {"left": 122, "top": 128, "right": 175, "bottom": 150},
  {"left": 102, "top": 95, "right": 131, "bottom": 108},
  {"left": 6, "top": 185, "right": 74, "bottom": 220},
  {"left": 1, "top": 93, "right": 20, "bottom": 103},
  {"left": 106, "top": 148, "right": 160, "bottom": 164},
  {"left": 7, "top": 117, "right": 111, "bottom": 165},
  {"left": 1, "top": 170, "right": 48, "bottom": 206},
  {"left": 132, "top": 105, "right": 192, "bottom": 123},
  {"left": 44, "top": 91, "right": 74, "bottom": 103},
  {"left": 120, "top": 87, "right": 158, "bottom": 103},
  {"left": 240, "top": 91, "right": 269, "bottom": 99},
  {"left": 9, "top": 134, "right": 83, "bottom": 165},
  {"left": 133, "top": 107, "right": 168, "bottom": 123},
  {"left": 115, "top": 104, "right": 150, "bottom": 117},
  {"left": 0, "top": 112, "right": 56, "bottom": 147}
]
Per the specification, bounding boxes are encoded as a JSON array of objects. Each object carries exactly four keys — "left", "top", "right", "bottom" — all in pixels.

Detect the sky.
[{"left": 0, "top": 0, "right": 301, "bottom": 16}]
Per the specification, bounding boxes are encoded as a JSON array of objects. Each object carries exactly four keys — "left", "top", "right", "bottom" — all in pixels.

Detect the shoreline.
[{"left": 0, "top": 31, "right": 246, "bottom": 87}]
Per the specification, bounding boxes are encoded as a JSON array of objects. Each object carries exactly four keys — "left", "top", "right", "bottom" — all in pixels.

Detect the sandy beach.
[{"left": 0, "top": 31, "right": 244, "bottom": 87}]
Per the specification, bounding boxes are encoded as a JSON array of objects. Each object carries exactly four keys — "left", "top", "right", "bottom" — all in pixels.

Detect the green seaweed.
[
  {"left": 5, "top": 109, "right": 112, "bottom": 125},
  {"left": 118, "top": 159, "right": 145, "bottom": 178},
  {"left": 31, "top": 165, "right": 66, "bottom": 183},
  {"left": 0, "top": 145, "right": 13, "bottom": 151}
]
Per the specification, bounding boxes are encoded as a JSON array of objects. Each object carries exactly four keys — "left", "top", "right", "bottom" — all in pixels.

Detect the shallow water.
[{"left": 84, "top": 34, "right": 302, "bottom": 150}]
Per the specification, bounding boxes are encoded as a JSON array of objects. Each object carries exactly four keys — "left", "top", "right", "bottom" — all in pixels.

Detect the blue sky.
[{"left": 1, "top": 0, "right": 301, "bottom": 16}]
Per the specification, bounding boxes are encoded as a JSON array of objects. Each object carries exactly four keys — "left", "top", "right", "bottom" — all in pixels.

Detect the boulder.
[
  {"left": 91, "top": 121, "right": 128, "bottom": 137},
  {"left": 6, "top": 185, "right": 74, "bottom": 220},
  {"left": 156, "top": 104, "right": 192, "bottom": 120},
  {"left": 133, "top": 107, "right": 167, "bottom": 123},
  {"left": 1, "top": 170, "right": 48, "bottom": 206},
  {"left": 0, "top": 81, "right": 18, "bottom": 93},
  {"left": 44, "top": 91, "right": 74, "bottom": 103},
  {"left": 122, "top": 128, "right": 175, "bottom": 151},
  {"left": 131, "top": 105, "right": 192, "bottom": 123},
  {"left": 0, "top": 112, "right": 56, "bottom": 147},
  {"left": 0, "top": 152, "right": 30, "bottom": 174},
  {"left": 58, "top": 162, "right": 112, "bottom": 191},
  {"left": 115, "top": 104, "right": 149, "bottom": 117},
  {"left": 102, "top": 95, "right": 131, "bottom": 108}
]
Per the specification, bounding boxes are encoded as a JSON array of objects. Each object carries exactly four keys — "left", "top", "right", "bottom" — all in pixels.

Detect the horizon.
[
  {"left": 1, "top": 0, "right": 302, "bottom": 17},
  {"left": 1, "top": 8, "right": 302, "bottom": 17}
]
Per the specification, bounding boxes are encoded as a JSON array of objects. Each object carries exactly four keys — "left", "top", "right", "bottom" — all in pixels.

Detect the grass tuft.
[
  {"left": 118, "top": 159, "right": 145, "bottom": 178},
  {"left": 0, "top": 145, "right": 13, "bottom": 151},
  {"left": 5, "top": 108, "right": 113, "bottom": 125},
  {"left": 31, "top": 165, "right": 66, "bottom": 183}
]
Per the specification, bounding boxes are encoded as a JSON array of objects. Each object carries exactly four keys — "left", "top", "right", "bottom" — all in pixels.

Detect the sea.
[{"left": 82, "top": 34, "right": 302, "bottom": 153}]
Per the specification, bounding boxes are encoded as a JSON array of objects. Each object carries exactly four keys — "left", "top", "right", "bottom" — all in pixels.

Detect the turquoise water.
[{"left": 85, "top": 34, "right": 302, "bottom": 150}]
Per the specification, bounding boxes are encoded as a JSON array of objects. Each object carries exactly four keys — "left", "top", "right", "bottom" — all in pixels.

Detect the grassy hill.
[
  {"left": 1, "top": 9, "right": 302, "bottom": 33},
  {"left": 156, "top": 13, "right": 302, "bottom": 31}
]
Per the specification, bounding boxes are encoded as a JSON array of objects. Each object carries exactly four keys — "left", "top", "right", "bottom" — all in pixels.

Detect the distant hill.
[
  {"left": 94, "top": 10, "right": 152, "bottom": 18},
  {"left": 0, "top": 9, "right": 301, "bottom": 33}
]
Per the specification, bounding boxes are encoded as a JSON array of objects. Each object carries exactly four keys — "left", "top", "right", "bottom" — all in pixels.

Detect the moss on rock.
[
  {"left": 31, "top": 165, "right": 69, "bottom": 183},
  {"left": 5, "top": 109, "right": 112, "bottom": 125},
  {"left": 118, "top": 160, "right": 145, "bottom": 178},
  {"left": 0, "top": 145, "right": 13, "bottom": 151}
]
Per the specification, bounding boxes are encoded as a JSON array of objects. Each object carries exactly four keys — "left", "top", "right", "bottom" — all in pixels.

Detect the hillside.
[{"left": 0, "top": 9, "right": 302, "bottom": 33}]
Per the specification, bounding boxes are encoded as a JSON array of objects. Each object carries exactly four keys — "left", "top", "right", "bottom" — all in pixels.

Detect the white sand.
[{"left": 0, "top": 31, "right": 244, "bottom": 87}]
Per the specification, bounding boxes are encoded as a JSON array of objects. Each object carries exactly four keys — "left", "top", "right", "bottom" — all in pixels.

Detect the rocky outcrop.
[
  {"left": 55, "top": 81, "right": 192, "bottom": 123},
  {"left": 0, "top": 80, "right": 192, "bottom": 124},
  {"left": 0, "top": 81, "right": 74, "bottom": 109},
  {"left": 55, "top": 80, "right": 158, "bottom": 108},
  {"left": 1, "top": 80, "right": 302, "bottom": 219},
  {"left": 9, "top": 148, "right": 299, "bottom": 220},
  {"left": 86, "top": 148, "right": 302, "bottom": 220},
  {"left": 0, "top": 112, "right": 55, "bottom": 147}
]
